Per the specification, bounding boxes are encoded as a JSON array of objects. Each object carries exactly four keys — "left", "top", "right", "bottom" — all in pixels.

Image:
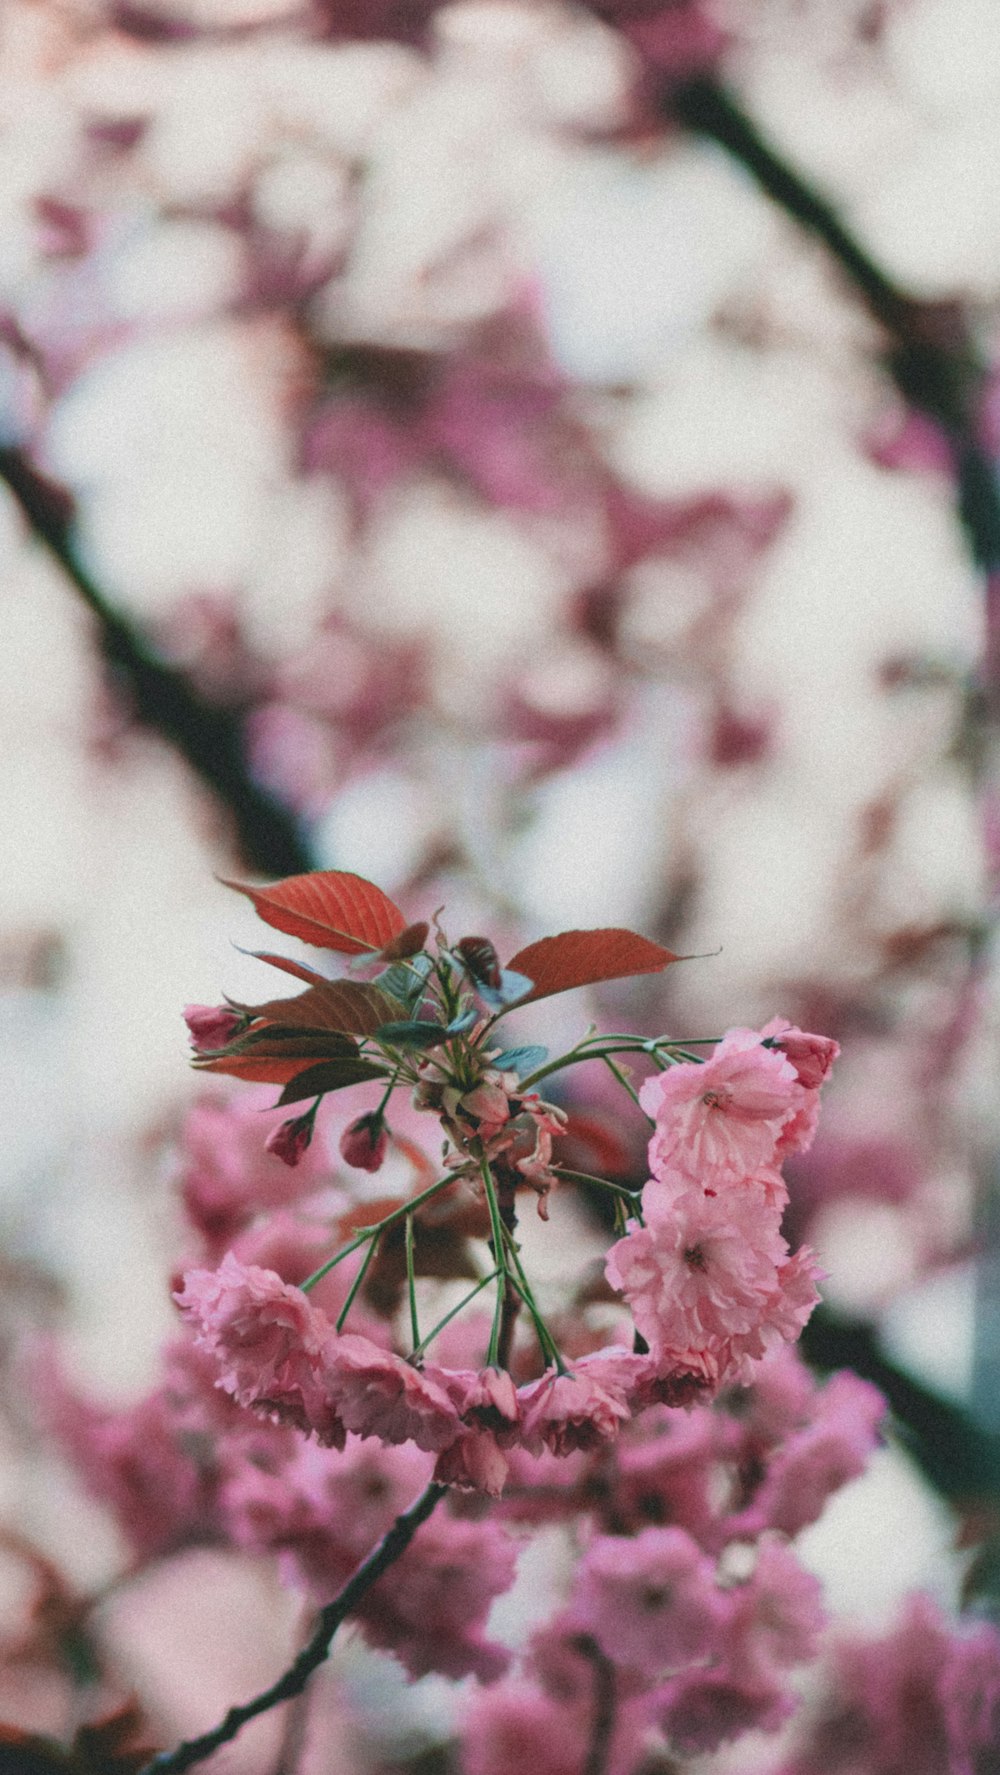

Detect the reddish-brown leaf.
[
  {"left": 381, "top": 920, "right": 430, "bottom": 961},
  {"left": 236, "top": 981, "right": 402, "bottom": 1037},
  {"left": 245, "top": 951, "right": 332, "bottom": 987},
  {"left": 192, "top": 1054, "right": 321, "bottom": 1085},
  {"left": 223, "top": 871, "right": 407, "bottom": 955},
  {"left": 506, "top": 928, "right": 678, "bottom": 1005},
  {"left": 276, "top": 1058, "right": 389, "bottom": 1104},
  {"left": 220, "top": 1032, "right": 360, "bottom": 1060}
]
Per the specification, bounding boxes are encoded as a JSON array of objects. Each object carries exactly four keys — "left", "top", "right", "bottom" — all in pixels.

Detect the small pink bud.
[
  {"left": 183, "top": 1003, "right": 243, "bottom": 1051},
  {"left": 772, "top": 1029, "right": 840, "bottom": 1090},
  {"left": 265, "top": 1113, "right": 316, "bottom": 1168},
  {"left": 339, "top": 1113, "right": 389, "bottom": 1173}
]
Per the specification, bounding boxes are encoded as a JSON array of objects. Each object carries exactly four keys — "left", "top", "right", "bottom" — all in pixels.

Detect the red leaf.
[
  {"left": 381, "top": 920, "right": 430, "bottom": 961},
  {"left": 192, "top": 1054, "right": 322, "bottom": 1085},
  {"left": 505, "top": 928, "right": 678, "bottom": 1005},
  {"left": 236, "top": 981, "right": 402, "bottom": 1037},
  {"left": 245, "top": 951, "right": 332, "bottom": 987},
  {"left": 223, "top": 871, "right": 407, "bottom": 955}
]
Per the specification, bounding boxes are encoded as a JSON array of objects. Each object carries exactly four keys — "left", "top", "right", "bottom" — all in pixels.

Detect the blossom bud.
[
  {"left": 455, "top": 936, "right": 502, "bottom": 990},
  {"left": 339, "top": 1113, "right": 389, "bottom": 1172},
  {"left": 265, "top": 1112, "right": 316, "bottom": 1168},
  {"left": 769, "top": 1027, "right": 840, "bottom": 1090},
  {"left": 183, "top": 1003, "right": 243, "bottom": 1051}
]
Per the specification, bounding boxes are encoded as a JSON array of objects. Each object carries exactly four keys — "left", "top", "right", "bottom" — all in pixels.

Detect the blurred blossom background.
[{"left": 4, "top": 0, "right": 1000, "bottom": 1765}]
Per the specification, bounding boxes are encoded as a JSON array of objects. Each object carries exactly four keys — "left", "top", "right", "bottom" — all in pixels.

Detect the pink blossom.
[
  {"left": 761, "top": 1018, "right": 840, "bottom": 1091},
  {"left": 360, "top": 1513, "right": 517, "bottom": 1681},
  {"left": 737, "top": 1370, "right": 885, "bottom": 1538},
  {"left": 174, "top": 1255, "right": 341, "bottom": 1444},
  {"left": 606, "top": 1179, "right": 819, "bottom": 1389},
  {"left": 639, "top": 1031, "right": 801, "bottom": 1187},
  {"left": 428, "top": 1364, "right": 521, "bottom": 1441},
  {"left": 177, "top": 1091, "right": 330, "bottom": 1245},
  {"left": 339, "top": 1113, "right": 389, "bottom": 1172},
  {"left": 657, "top": 1667, "right": 794, "bottom": 1755},
  {"left": 570, "top": 1526, "right": 724, "bottom": 1677},
  {"left": 323, "top": 1333, "right": 460, "bottom": 1453},
  {"left": 434, "top": 1428, "right": 511, "bottom": 1496},
  {"left": 519, "top": 1368, "right": 631, "bottom": 1458},
  {"left": 459, "top": 1683, "right": 589, "bottom": 1775},
  {"left": 183, "top": 1003, "right": 244, "bottom": 1051}
]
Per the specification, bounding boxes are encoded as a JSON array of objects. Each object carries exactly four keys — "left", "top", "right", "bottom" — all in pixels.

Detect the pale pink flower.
[
  {"left": 361, "top": 1513, "right": 517, "bottom": 1681},
  {"left": 760, "top": 1018, "right": 840, "bottom": 1091},
  {"left": 640, "top": 1031, "right": 800, "bottom": 1186},
  {"left": 606, "top": 1182, "right": 821, "bottom": 1389},
  {"left": 730, "top": 1536, "right": 826, "bottom": 1677},
  {"left": 323, "top": 1333, "right": 460, "bottom": 1453},
  {"left": 570, "top": 1527, "right": 724, "bottom": 1678},
  {"left": 434, "top": 1428, "right": 510, "bottom": 1497},
  {"left": 174, "top": 1255, "right": 340, "bottom": 1443},
  {"left": 459, "top": 1682, "right": 589, "bottom": 1775},
  {"left": 183, "top": 1003, "right": 244, "bottom": 1051},
  {"left": 518, "top": 1368, "right": 630, "bottom": 1457},
  {"left": 737, "top": 1370, "right": 885, "bottom": 1538},
  {"left": 428, "top": 1364, "right": 521, "bottom": 1441}
]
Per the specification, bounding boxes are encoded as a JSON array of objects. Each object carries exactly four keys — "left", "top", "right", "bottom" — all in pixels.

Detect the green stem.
[
  {"left": 600, "top": 1055, "right": 652, "bottom": 1122},
  {"left": 498, "top": 1225, "right": 568, "bottom": 1373},
  {"left": 300, "top": 1168, "right": 468, "bottom": 1295},
  {"left": 479, "top": 1158, "right": 509, "bottom": 1367},
  {"left": 412, "top": 1269, "right": 500, "bottom": 1359},
  {"left": 549, "top": 1166, "right": 642, "bottom": 1204},
  {"left": 405, "top": 1213, "right": 420, "bottom": 1351},
  {"left": 335, "top": 1233, "right": 380, "bottom": 1332}
]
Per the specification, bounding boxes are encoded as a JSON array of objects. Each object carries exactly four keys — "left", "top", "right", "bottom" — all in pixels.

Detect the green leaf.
[
  {"left": 276, "top": 1058, "right": 390, "bottom": 1105},
  {"left": 374, "top": 1019, "right": 451, "bottom": 1051}
]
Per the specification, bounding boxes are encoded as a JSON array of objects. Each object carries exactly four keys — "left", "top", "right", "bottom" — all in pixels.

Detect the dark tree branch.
[
  {"left": 670, "top": 78, "right": 1000, "bottom": 572},
  {"left": 138, "top": 1481, "right": 445, "bottom": 1775},
  {"left": 580, "top": 1638, "right": 617, "bottom": 1775},
  {"left": 0, "top": 446, "right": 315, "bottom": 877}
]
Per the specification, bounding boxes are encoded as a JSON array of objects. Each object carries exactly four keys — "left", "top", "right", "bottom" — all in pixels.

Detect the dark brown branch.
[
  {"left": 137, "top": 1481, "right": 445, "bottom": 1775},
  {"left": 670, "top": 78, "right": 1000, "bottom": 573},
  {"left": 580, "top": 1637, "right": 617, "bottom": 1775},
  {"left": 0, "top": 445, "right": 315, "bottom": 876}
]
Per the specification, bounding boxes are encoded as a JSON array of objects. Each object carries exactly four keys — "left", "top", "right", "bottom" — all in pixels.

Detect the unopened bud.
[
  {"left": 339, "top": 1113, "right": 389, "bottom": 1173},
  {"left": 183, "top": 1003, "right": 244, "bottom": 1052},
  {"left": 265, "top": 1112, "right": 316, "bottom": 1167},
  {"left": 455, "top": 936, "right": 502, "bottom": 990}
]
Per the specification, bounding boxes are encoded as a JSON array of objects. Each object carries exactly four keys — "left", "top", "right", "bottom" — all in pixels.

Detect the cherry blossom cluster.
[{"left": 165, "top": 870, "right": 834, "bottom": 1503}]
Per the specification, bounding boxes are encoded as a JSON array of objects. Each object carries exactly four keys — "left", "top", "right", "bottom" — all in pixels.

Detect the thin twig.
[
  {"left": 137, "top": 1482, "right": 446, "bottom": 1775},
  {"left": 0, "top": 445, "right": 314, "bottom": 875},
  {"left": 669, "top": 79, "right": 1000, "bottom": 573},
  {"left": 581, "top": 1639, "right": 617, "bottom": 1775}
]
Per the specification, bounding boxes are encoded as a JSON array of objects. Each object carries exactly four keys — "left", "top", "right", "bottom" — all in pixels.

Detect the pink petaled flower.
[
  {"left": 434, "top": 1428, "right": 510, "bottom": 1497},
  {"left": 738, "top": 1370, "right": 885, "bottom": 1539},
  {"left": 339, "top": 1113, "right": 389, "bottom": 1172},
  {"left": 428, "top": 1364, "right": 521, "bottom": 1442},
  {"left": 606, "top": 1181, "right": 821, "bottom": 1390},
  {"left": 183, "top": 1003, "right": 244, "bottom": 1051},
  {"left": 730, "top": 1536, "right": 826, "bottom": 1678},
  {"left": 570, "top": 1526, "right": 724, "bottom": 1678},
  {"left": 174, "top": 1255, "right": 340, "bottom": 1444},
  {"left": 178, "top": 1091, "right": 330, "bottom": 1246},
  {"left": 265, "top": 1111, "right": 316, "bottom": 1168},
  {"left": 760, "top": 1018, "right": 840, "bottom": 1091},
  {"left": 640, "top": 1030, "right": 801, "bottom": 1187},
  {"left": 458, "top": 1681, "right": 590, "bottom": 1775},
  {"left": 518, "top": 1368, "right": 630, "bottom": 1458},
  {"left": 360, "top": 1512, "right": 517, "bottom": 1682},
  {"left": 657, "top": 1667, "right": 794, "bottom": 1755},
  {"left": 323, "top": 1333, "right": 460, "bottom": 1453}
]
